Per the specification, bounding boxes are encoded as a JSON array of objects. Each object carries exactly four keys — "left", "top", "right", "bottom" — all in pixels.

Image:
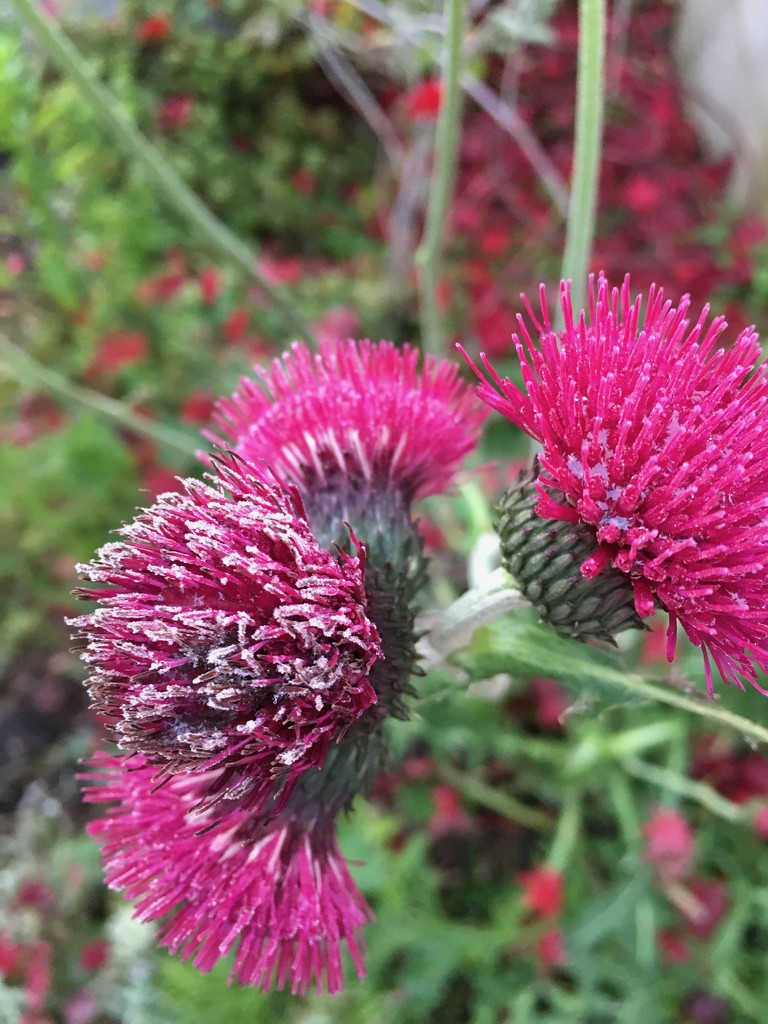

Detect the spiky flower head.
[
  {"left": 69, "top": 455, "right": 382, "bottom": 813},
  {"left": 466, "top": 273, "right": 768, "bottom": 695},
  {"left": 84, "top": 753, "right": 371, "bottom": 995},
  {"left": 210, "top": 339, "right": 486, "bottom": 556}
]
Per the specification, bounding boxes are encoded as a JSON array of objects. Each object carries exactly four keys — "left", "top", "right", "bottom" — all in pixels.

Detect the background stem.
[
  {"left": 0, "top": 338, "right": 198, "bottom": 456},
  {"left": 415, "top": 0, "right": 465, "bottom": 356},
  {"left": 559, "top": 0, "right": 606, "bottom": 311}
]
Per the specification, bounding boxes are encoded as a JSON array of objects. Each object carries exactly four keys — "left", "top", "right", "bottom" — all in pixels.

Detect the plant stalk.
[
  {"left": 0, "top": 337, "right": 198, "bottom": 457},
  {"left": 560, "top": 0, "right": 606, "bottom": 311},
  {"left": 415, "top": 0, "right": 465, "bottom": 356}
]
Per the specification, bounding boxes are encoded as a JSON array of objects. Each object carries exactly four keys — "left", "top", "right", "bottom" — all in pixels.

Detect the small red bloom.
[
  {"left": 87, "top": 330, "right": 148, "bottom": 376},
  {"left": 5, "top": 252, "right": 25, "bottom": 275},
  {"left": 291, "top": 169, "right": 316, "bottom": 196},
  {"left": 658, "top": 929, "right": 689, "bottom": 965},
  {"left": 405, "top": 78, "right": 443, "bottom": 120},
  {"left": 223, "top": 306, "right": 250, "bottom": 343},
  {"left": 529, "top": 678, "right": 569, "bottom": 730},
  {"left": 137, "top": 14, "right": 170, "bottom": 43},
  {"left": 518, "top": 865, "right": 564, "bottom": 919},
  {"left": 429, "top": 785, "right": 471, "bottom": 836},
  {"left": 535, "top": 929, "right": 567, "bottom": 971},
  {"left": 315, "top": 306, "right": 359, "bottom": 346},
  {"left": 14, "top": 880, "right": 55, "bottom": 910},
  {"left": 465, "top": 274, "right": 768, "bottom": 695},
  {"left": 79, "top": 939, "right": 110, "bottom": 973},
  {"left": 180, "top": 390, "right": 215, "bottom": 426},
  {"left": 198, "top": 268, "right": 220, "bottom": 305},
  {"left": 158, "top": 94, "right": 194, "bottom": 131},
  {"left": 680, "top": 878, "right": 729, "bottom": 939},
  {"left": 624, "top": 174, "right": 663, "bottom": 214},
  {"left": 642, "top": 808, "right": 695, "bottom": 882},
  {"left": 0, "top": 934, "right": 21, "bottom": 978},
  {"left": 755, "top": 804, "right": 768, "bottom": 838}
]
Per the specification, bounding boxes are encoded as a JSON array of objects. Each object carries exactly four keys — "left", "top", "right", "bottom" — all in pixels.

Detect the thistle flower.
[
  {"left": 84, "top": 752, "right": 371, "bottom": 994},
  {"left": 465, "top": 273, "right": 768, "bottom": 694},
  {"left": 210, "top": 339, "right": 485, "bottom": 557},
  {"left": 69, "top": 455, "right": 382, "bottom": 813}
]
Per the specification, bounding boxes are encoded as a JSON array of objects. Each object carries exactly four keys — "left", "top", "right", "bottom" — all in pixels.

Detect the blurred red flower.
[
  {"left": 643, "top": 808, "right": 695, "bottom": 882},
  {"left": 405, "top": 78, "right": 443, "bottom": 120},
  {"left": 518, "top": 865, "right": 564, "bottom": 919},
  {"left": 137, "top": 15, "right": 170, "bottom": 43},
  {"left": 87, "top": 331, "right": 148, "bottom": 377}
]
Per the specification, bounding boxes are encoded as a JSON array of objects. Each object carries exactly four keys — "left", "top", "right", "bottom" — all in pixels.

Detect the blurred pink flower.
[{"left": 642, "top": 808, "right": 695, "bottom": 881}]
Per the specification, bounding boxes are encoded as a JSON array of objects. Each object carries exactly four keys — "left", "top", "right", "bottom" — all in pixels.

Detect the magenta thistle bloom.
[
  {"left": 84, "top": 753, "right": 371, "bottom": 994},
  {"left": 211, "top": 339, "right": 486, "bottom": 506},
  {"left": 70, "top": 455, "right": 382, "bottom": 812},
  {"left": 465, "top": 274, "right": 768, "bottom": 695}
]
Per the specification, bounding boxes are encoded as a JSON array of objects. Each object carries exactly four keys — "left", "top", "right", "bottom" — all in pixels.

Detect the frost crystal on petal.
[
  {"left": 69, "top": 455, "right": 382, "bottom": 809},
  {"left": 466, "top": 273, "right": 768, "bottom": 694}
]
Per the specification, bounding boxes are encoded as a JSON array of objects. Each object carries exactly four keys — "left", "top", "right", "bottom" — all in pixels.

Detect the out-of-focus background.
[{"left": 4, "top": 2, "right": 768, "bottom": 1022}]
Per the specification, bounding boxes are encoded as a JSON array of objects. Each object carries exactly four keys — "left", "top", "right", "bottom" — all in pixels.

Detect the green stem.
[
  {"left": 560, "top": 0, "right": 606, "bottom": 311},
  {"left": 9, "top": 0, "right": 316, "bottom": 348},
  {"left": 429, "top": 582, "right": 768, "bottom": 747},
  {"left": 415, "top": 0, "right": 464, "bottom": 356},
  {"left": 546, "top": 786, "right": 582, "bottom": 871},
  {"left": 612, "top": 673, "right": 768, "bottom": 749},
  {"left": 423, "top": 568, "right": 525, "bottom": 667},
  {"left": 435, "top": 760, "right": 554, "bottom": 832},
  {"left": 621, "top": 756, "right": 749, "bottom": 825},
  {"left": 0, "top": 338, "right": 198, "bottom": 456}
]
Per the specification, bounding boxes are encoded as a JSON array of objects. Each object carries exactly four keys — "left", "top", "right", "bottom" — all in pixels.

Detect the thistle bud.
[{"left": 496, "top": 469, "right": 646, "bottom": 643}]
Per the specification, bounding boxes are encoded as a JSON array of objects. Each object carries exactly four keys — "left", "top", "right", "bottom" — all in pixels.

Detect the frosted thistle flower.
[
  {"left": 210, "top": 339, "right": 486, "bottom": 559},
  {"left": 69, "top": 454, "right": 382, "bottom": 812},
  {"left": 84, "top": 751, "right": 372, "bottom": 994},
  {"left": 465, "top": 274, "right": 768, "bottom": 694}
]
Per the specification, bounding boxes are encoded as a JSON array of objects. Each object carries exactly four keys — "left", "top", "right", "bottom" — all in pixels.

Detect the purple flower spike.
[
  {"left": 84, "top": 754, "right": 372, "bottom": 995},
  {"left": 465, "top": 273, "right": 768, "bottom": 695},
  {"left": 70, "top": 455, "right": 382, "bottom": 811}
]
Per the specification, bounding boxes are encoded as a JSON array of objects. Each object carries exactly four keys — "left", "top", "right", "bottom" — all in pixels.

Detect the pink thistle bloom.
[
  {"left": 464, "top": 274, "right": 768, "bottom": 695},
  {"left": 69, "top": 455, "right": 382, "bottom": 813},
  {"left": 84, "top": 753, "right": 371, "bottom": 994},
  {"left": 211, "top": 339, "right": 486, "bottom": 507}
]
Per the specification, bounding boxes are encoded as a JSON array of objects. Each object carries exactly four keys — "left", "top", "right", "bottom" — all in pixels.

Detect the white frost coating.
[{"left": 277, "top": 744, "right": 310, "bottom": 766}]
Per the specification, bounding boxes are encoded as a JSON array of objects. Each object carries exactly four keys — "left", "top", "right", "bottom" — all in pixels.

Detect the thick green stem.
[
  {"left": 9, "top": 0, "right": 316, "bottom": 348},
  {"left": 422, "top": 568, "right": 525, "bottom": 667},
  {"left": 425, "top": 571, "right": 768, "bottom": 748},
  {"left": 560, "top": 0, "right": 606, "bottom": 311},
  {"left": 0, "top": 338, "right": 198, "bottom": 456},
  {"left": 415, "top": 0, "right": 464, "bottom": 356}
]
